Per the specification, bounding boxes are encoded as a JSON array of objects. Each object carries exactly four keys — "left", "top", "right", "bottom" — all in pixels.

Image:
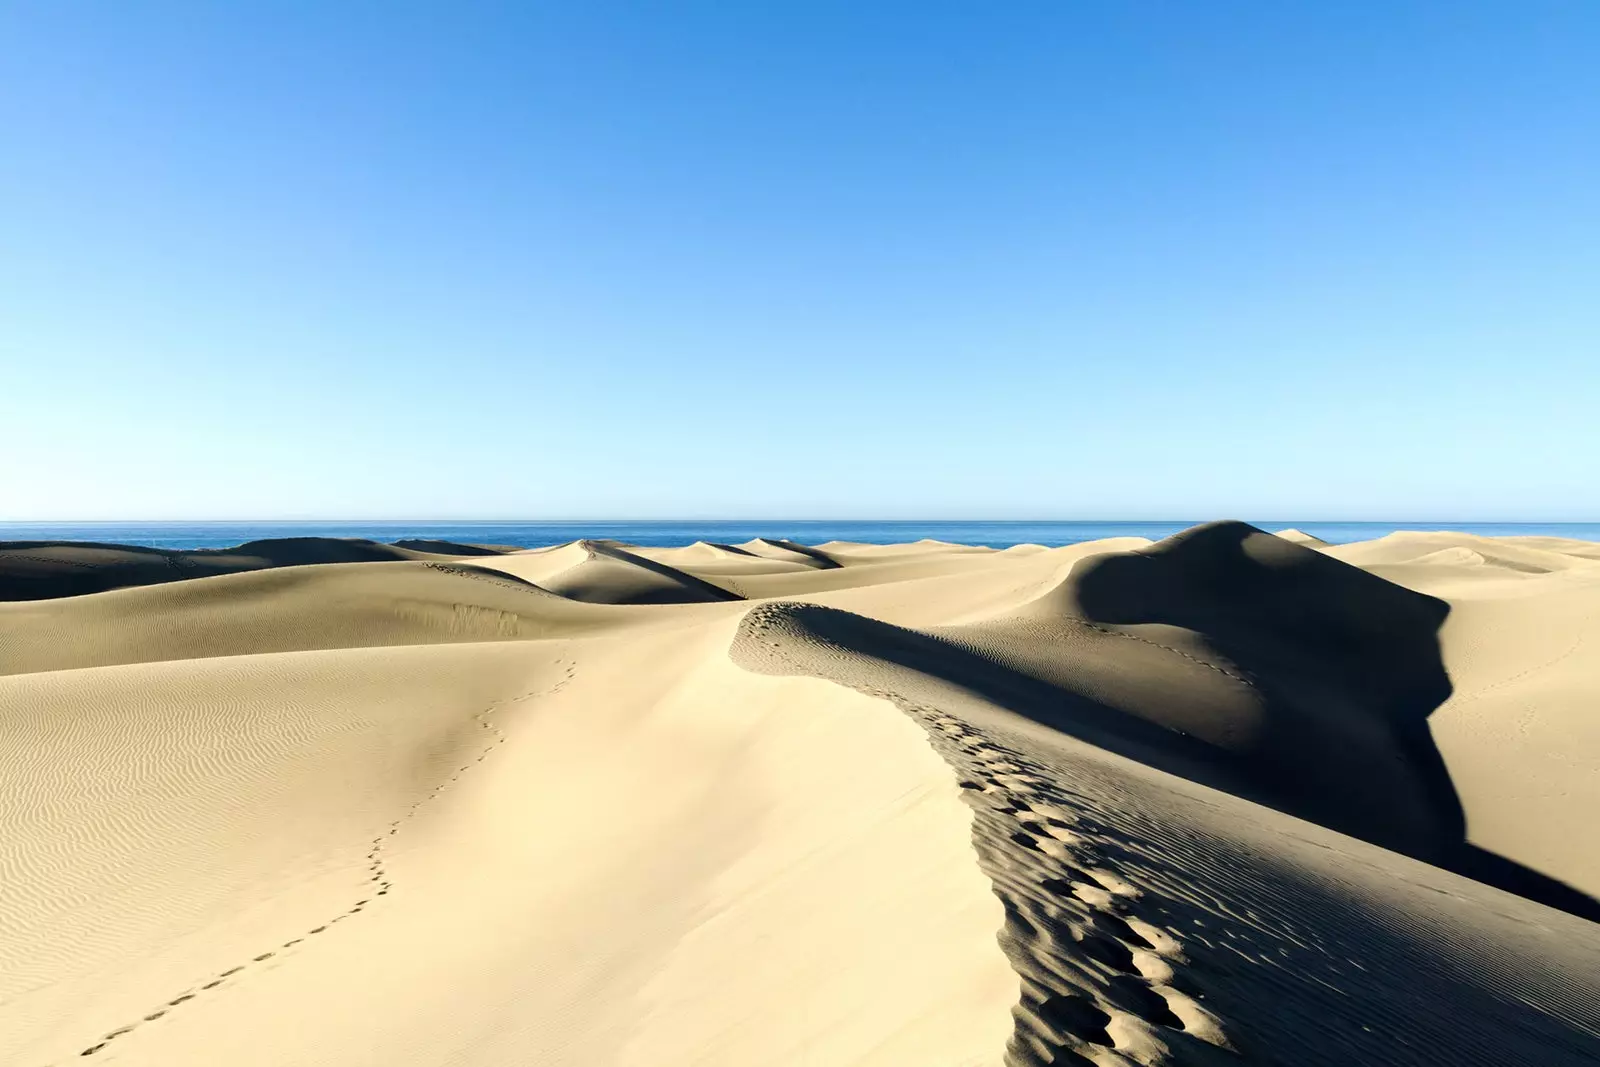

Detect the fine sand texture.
[{"left": 1, "top": 522, "right": 1597, "bottom": 1066}]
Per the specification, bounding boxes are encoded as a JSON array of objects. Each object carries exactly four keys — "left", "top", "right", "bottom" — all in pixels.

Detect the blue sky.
[{"left": 2, "top": 3, "right": 1595, "bottom": 519}]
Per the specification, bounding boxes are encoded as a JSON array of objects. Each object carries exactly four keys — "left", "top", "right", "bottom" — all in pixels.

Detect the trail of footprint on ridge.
[
  {"left": 63, "top": 660, "right": 576, "bottom": 1064},
  {"left": 729, "top": 601, "right": 1600, "bottom": 1067}
]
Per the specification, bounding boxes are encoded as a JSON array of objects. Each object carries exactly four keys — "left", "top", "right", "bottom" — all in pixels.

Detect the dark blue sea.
[{"left": 1, "top": 520, "right": 1596, "bottom": 551}]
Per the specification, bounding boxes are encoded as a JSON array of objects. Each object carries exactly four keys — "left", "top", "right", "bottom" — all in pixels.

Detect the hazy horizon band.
[{"left": 4, "top": 519, "right": 1598, "bottom": 552}]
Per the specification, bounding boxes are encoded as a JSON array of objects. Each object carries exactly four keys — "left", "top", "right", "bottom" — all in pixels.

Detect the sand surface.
[{"left": 2, "top": 522, "right": 1598, "bottom": 1066}]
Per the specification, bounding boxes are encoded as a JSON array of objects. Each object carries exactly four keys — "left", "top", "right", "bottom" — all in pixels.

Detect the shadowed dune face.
[
  {"left": 1071, "top": 522, "right": 1450, "bottom": 703},
  {"left": 1064, "top": 521, "right": 1459, "bottom": 859},
  {"left": 1058, "top": 524, "right": 1600, "bottom": 918},
  {"left": 0, "top": 538, "right": 458, "bottom": 601},
  {"left": 389, "top": 539, "right": 517, "bottom": 556}
]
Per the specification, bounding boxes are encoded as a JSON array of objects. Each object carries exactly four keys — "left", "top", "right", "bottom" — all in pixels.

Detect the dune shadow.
[
  {"left": 749, "top": 602, "right": 1293, "bottom": 832},
  {"left": 706, "top": 542, "right": 760, "bottom": 557},
  {"left": 1, "top": 537, "right": 513, "bottom": 601},
  {"left": 756, "top": 538, "right": 843, "bottom": 569},
  {"left": 391, "top": 538, "right": 513, "bottom": 556},
  {"left": 0, "top": 541, "right": 182, "bottom": 600},
  {"left": 1066, "top": 521, "right": 1600, "bottom": 922},
  {"left": 559, "top": 540, "right": 744, "bottom": 604}
]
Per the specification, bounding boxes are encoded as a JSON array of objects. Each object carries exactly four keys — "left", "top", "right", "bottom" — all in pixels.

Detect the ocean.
[{"left": 1, "top": 520, "right": 1597, "bottom": 551}]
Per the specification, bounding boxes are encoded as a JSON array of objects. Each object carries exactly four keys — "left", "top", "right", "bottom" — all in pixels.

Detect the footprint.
[
  {"left": 1084, "top": 867, "right": 1143, "bottom": 900},
  {"left": 1011, "top": 831, "right": 1045, "bottom": 852},
  {"left": 1075, "top": 932, "right": 1138, "bottom": 974},
  {"left": 1016, "top": 817, "right": 1082, "bottom": 846},
  {"left": 1034, "top": 837, "right": 1079, "bottom": 861},
  {"left": 1026, "top": 802, "right": 1080, "bottom": 825},
  {"left": 1152, "top": 986, "right": 1233, "bottom": 1048},
  {"left": 1129, "top": 947, "right": 1176, "bottom": 983},
  {"left": 915, "top": 696, "right": 1225, "bottom": 1066},
  {"left": 1030, "top": 992, "right": 1114, "bottom": 1047},
  {"left": 1122, "top": 916, "right": 1185, "bottom": 959},
  {"left": 1103, "top": 974, "right": 1186, "bottom": 1030},
  {"left": 1068, "top": 881, "right": 1118, "bottom": 910}
]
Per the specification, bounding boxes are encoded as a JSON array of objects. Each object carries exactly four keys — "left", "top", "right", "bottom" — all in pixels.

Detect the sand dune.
[
  {"left": 1269, "top": 527, "right": 1329, "bottom": 546},
  {"left": 0, "top": 561, "right": 627, "bottom": 676},
  {"left": 738, "top": 537, "right": 844, "bottom": 568},
  {"left": 390, "top": 538, "right": 519, "bottom": 556},
  {"left": 1326, "top": 530, "right": 1600, "bottom": 576},
  {"left": 1312, "top": 530, "right": 1600, "bottom": 905},
  {"left": 471, "top": 539, "right": 744, "bottom": 605},
  {"left": 0, "top": 537, "right": 480, "bottom": 602},
  {"left": 2, "top": 523, "right": 1597, "bottom": 1066},
  {"left": 972, "top": 522, "right": 1462, "bottom": 862}
]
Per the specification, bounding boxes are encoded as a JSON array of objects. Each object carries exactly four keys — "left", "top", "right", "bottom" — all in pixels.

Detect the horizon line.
[{"left": 4, "top": 518, "right": 1598, "bottom": 526}]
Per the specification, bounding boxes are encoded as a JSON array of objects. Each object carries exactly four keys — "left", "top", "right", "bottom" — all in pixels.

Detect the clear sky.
[{"left": 2, "top": 3, "right": 1595, "bottom": 520}]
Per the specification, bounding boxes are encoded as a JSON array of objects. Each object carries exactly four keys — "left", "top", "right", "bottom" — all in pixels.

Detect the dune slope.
[{"left": 734, "top": 597, "right": 1600, "bottom": 1065}]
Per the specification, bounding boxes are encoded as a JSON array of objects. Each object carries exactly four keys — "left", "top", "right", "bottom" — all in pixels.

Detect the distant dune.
[
  {"left": 0, "top": 536, "right": 485, "bottom": 601},
  {"left": 2, "top": 523, "right": 1597, "bottom": 1066},
  {"left": 1270, "top": 527, "right": 1329, "bottom": 546}
]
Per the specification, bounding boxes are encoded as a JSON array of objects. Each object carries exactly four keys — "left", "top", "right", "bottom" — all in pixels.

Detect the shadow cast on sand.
[
  {"left": 1067, "top": 521, "right": 1600, "bottom": 922},
  {"left": 753, "top": 538, "right": 843, "bottom": 569},
  {"left": 0, "top": 537, "right": 529, "bottom": 602},
  {"left": 0, "top": 538, "right": 433, "bottom": 601},
  {"left": 747, "top": 521, "right": 1600, "bottom": 923},
  {"left": 548, "top": 540, "right": 744, "bottom": 604}
]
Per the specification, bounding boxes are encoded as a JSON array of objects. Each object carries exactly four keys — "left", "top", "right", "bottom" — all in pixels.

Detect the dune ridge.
[
  {"left": 732, "top": 594, "right": 1600, "bottom": 1065},
  {"left": 2, "top": 523, "right": 1597, "bottom": 1066},
  {"left": 0, "top": 537, "right": 496, "bottom": 602}
]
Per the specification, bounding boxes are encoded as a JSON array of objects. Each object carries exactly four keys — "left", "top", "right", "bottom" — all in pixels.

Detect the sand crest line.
[
  {"left": 418, "top": 560, "right": 548, "bottom": 594},
  {"left": 827, "top": 676, "right": 1232, "bottom": 1064},
  {"left": 735, "top": 605, "right": 1231, "bottom": 1063},
  {"left": 915, "top": 710, "right": 1234, "bottom": 1064},
  {"left": 65, "top": 660, "right": 575, "bottom": 1063}
]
